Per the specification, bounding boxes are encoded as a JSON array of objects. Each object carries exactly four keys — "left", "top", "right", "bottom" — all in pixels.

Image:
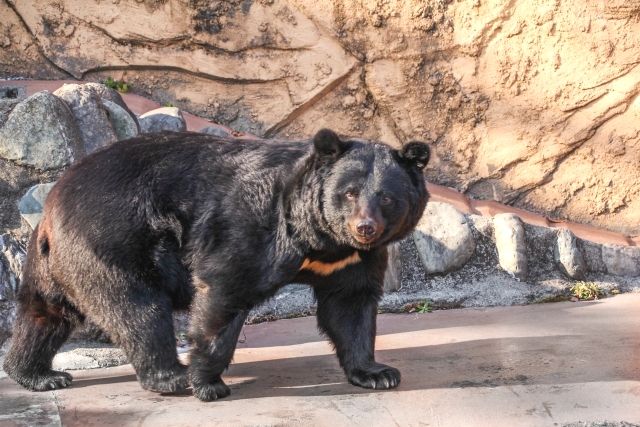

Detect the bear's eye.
[
  {"left": 345, "top": 190, "right": 357, "bottom": 200},
  {"left": 380, "top": 195, "right": 393, "bottom": 205}
]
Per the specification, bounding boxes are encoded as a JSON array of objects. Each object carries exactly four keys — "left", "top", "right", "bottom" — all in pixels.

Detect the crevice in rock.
[
  {"left": 74, "top": 15, "right": 318, "bottom": 55},
  {"left": 359, "top": 65, "right": 408, "bottom": 143},
  {"left": 80, "top": 64, "right": 287, "bottom": 85},
  {"left": 581, "top": 61, "right": 640, "bottom": 90},
  {"left": 514, "top": 87, "right": 640, "bottom": 205},
  {"left": 560, "top": 90, "right": 609, "bottom": 113},
  {"left": 263, "top": 63, "right": 358, "bottom": 137},
  {"left": 3, "top": 0, "right": 76, "bottom": 80}
]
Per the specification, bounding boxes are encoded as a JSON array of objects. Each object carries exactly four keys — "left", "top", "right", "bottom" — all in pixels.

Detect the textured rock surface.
[
  {"left": 18, "top": 182, "right": 56, "bottom": 230},
  {"left": 3, "top": 0, "right": 640, "bottom": 233},
  {"left": 602, "top": 245, "right": 640, "bottom": 277},
  {"left": 581, "top": 241, "right": 608, "bottom": 274},
  {"left": 0, "top": 1, "right": 68, "bottom": 79},
  {"left": 555, "top": 228, "right": 587, "bottom": 279},
  {"left": 0, "top": 159, "right": 60, "bottom": 235},
  {"left": 0, "top": 99, "right": 21, "bottom": 128},
  {"left": 0, "top": 91, "right": 83, "bottom": 170},
  {"left": 383, "top": 242, "right": 402, "bottom": 292},
  {"left": 0, "top": 234, "right": 25, "bottom": 346},
  {"left": 79, "top": 82, "right": 138, "bottom": 127},
  {"left": 0, "top": 235, "right": 25, "bottom": 303},
  {"left": 493, "top": 213, "right": 528, "bottom": 280},
  {"left": 102, "top": 99, "right": 138, "bottom": 141},
  {"left": 413, "top": 202, "right": 475, "bottom": 274},
  {"left": 52, "top": 342, "right": 128, "bottom": 371},
  {"left": 53, "top": 83, "right": 118, "bottom": 153},
  {"left": 139, "top": 107, "right": 186, "bottom": 133},
  {"left": 200, "top": 126, "right": 232, "bottom": 138},
  {"left": 0, "top": 87, "right": 25, "bottom": 126}
]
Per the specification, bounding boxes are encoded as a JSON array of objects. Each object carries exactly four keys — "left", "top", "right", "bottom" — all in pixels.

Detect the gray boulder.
[
  {"left": 0, "top": 234, "right": 26, "bottom": 346},
  {"left": 493, "top": 213, "right": 528, "bottom": 279},
  {"left": 81, "top": 82, "right": 138, "bottom": 127},
  {"left": 0, "top": 91, "right": 83, "bottom": 170},
  {"left": 602, "top": 245, "right": 640, "bottom": 276},
  {"left": 581, "top": 241, "right": 607, "bottom": 273},
  {"left": 54, "top": 83, "right": 119, "bottom": 154},
  {"left": 139, "top": 107, "right": 186, "bottom": 133},
  {"left": 0, "top": 234, "right": 25, "bottom": 302},
  {"left": 0, "top": 98, "right": 21, "bottom": 127},
  {"left": 52, "top": 343, "right": 128, "bottom": 371},
  {"left": 102, "top": 99, "right": 138, "bottom": 141},
  {"left": 199, "top": 126, "right": 231, "bottom": 138},
  {"left": 383, "top": 242, "right": 403, "bottom": 292},
  {"left": 18, "top": 182, "right": 56, "bottom": 229},
  {"left": 248, "top": 284, "right": 315, "bottom": 322},
  {"left": 554, "top": 228, "right": 586, "bottom": 279},
  {"left": 0, "top": 302, "right": 15, "bottom": 348},
  {"left": 413, "top": 202, "right": 476, "bottom": 274}
]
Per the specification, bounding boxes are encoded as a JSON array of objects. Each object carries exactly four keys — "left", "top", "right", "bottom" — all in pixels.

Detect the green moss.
[
  {"left": 104, "top": 77, "right": 130, "bottom": 93},
  {"left": 570, "top": 281, "right": 604, "bottom": 301}
]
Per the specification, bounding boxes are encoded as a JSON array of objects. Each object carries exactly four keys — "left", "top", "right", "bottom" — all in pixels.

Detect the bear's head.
[{"left": 313, "top": 129, "right": 430, "bottom": 250}]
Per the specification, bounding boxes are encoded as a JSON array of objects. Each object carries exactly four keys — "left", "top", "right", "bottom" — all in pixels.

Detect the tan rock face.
[{"left": 2, "top": 0, "right": 640, "bottom": 234}]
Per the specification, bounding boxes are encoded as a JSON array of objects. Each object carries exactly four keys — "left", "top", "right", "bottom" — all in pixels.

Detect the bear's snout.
[
  {"left": 348, "top": 207, "right": 385, "bottom": 244},
  {"left": 356, "top": 220, "right": 376, "bottom": 237}
]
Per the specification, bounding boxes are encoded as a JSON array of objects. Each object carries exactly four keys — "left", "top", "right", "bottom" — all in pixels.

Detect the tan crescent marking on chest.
[{"left": 300, "top": 252, "right": 361, "bottom": 276}]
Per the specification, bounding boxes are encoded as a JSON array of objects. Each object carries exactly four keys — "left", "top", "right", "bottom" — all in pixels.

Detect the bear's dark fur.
[{"left": 3, "top": 129, "right": 430, "bottom": 401}]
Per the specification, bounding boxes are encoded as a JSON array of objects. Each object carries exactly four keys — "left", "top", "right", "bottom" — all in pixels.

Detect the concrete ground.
[{"left": 1, "top": 294, "right": 640, "bottom": 427}]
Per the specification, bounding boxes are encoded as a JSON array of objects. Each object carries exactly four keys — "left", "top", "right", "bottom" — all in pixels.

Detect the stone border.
[{"left": 428, "top": 183, "right": 639, "bottom": 247}]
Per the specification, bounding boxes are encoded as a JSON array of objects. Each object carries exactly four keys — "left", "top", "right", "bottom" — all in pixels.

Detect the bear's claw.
[
  {"left": 192, "top": 378, "right": 231, "bottom": 402},
  {"left": 23, "top": 370, "right": 73, "bottom": 391},
  {"left": 139, "top": 365, "right": 190, "bottom": 393},
  {"left": 347, "top": 363, "right": 401, "bottom": 390}
]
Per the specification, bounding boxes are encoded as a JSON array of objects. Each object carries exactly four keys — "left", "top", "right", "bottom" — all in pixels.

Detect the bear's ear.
[
  {"left": 397, "top": 141, "right": 430, "bottom": 170},
  {"left": 313, "top": 129, "right": 347, "bottom": 159}
]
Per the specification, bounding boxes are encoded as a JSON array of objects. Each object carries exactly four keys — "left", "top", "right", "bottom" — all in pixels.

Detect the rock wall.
[{"left": 2, "top": 0, "right": 640, "bottom": 234}]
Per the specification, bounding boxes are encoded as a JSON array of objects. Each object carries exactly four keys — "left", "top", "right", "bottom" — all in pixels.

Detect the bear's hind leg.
[
  {"left": 3, "top": 293, "right": 79, "bottom": 391},
  {"left": 85, "top": 285, "right": 189, "bottom": 394},
  {"left": 188, "top": 291, "right": 248, "bottom": 401}
]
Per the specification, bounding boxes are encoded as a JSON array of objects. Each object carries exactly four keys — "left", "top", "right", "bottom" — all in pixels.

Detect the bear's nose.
[{"left": 356, "top": 220, "right": 377, "bottom": 237}]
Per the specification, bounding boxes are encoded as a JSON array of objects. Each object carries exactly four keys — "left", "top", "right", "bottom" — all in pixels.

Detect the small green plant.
[
  {"left": 570, "top": 281, "right": 604, "bottom": 301},
  {"left": 417, "top": 300, "right": 432, "bottom": 313},
  {"left": 163, "top": 101, "right": 175, "bottom": 107},
  {"left": 104, "top": 76, "right": 130, "bottom": 93},
  {"left": 404, "top": 299, "right": 433, "bottom": 313}
]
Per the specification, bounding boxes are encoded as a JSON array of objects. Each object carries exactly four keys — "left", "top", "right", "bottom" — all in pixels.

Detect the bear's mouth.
[
  {"left": 348, "top": 226, "right": 384, "bottom": 246},
  {"left": 352, "top": 234, "right": 380, "bottom": 244}
]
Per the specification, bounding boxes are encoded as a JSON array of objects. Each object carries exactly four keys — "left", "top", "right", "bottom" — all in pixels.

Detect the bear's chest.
[{"left": 299, "top": 251, "right": 361, "bottom": 276}]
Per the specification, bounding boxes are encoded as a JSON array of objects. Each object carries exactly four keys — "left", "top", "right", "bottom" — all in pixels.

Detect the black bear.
[{"left": 3, "top": 129, "right": 430, "bottom": 401}]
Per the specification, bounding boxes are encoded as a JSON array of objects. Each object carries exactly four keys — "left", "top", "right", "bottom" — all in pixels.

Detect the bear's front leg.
[
  {"left": 313, "top": 253, "right": 400, "bottom": 390},
  {"left": 188, "top": 285, "right": 248, "bottom": 402}
]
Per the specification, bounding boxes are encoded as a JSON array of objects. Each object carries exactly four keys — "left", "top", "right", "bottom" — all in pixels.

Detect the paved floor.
[{"left": 2, "top": 294, "right": 640, "bottom": 426}]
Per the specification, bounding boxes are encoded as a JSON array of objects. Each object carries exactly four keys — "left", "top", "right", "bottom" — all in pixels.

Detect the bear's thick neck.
[{"left": 279, "top": 156, "right": 340, "bottom": 254}]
